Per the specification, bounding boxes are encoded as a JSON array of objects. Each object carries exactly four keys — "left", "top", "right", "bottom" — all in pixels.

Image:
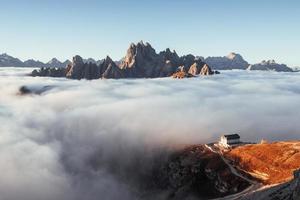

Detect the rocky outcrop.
[
  {"left": 247, "top": 60, "right": 293, "bottom": 72},
  {"left": 200, "top": 64, "right": 214, "bottom": 75},
  {"left": 179, "top": 54, "right": 199, "bottom": 72},
  {"left": 65, "top": 55, "right": 100, "bottom": 80},
  {"left": 120, "top": 41, "right": 163, "bottom": 78},
  {"left": 18, "top": 85, "right": 55, "bottom": 95},
  {"left": 188, "top": 62, "right": 205, "bottom": 75},
  {"left": 159, "top": 48, "right": 180, "bottom": 66},
  {"left": 101, "top": 56, "right": 124, "bottom": 79},
  {"left": 205, "top": 53, "right": 249, "bottom": 70},
  {"left": 119, "top": 41, "right": 216, "bottom": 78},
  {"left": 172, "top": 71, "right": 194, "bottom": 79},
  {"left": 31, "top": 67, "right": 66, "bottom": 77},
  {"left": 64, "top": 55, "right": 125, "bottom": 79},
  {"left": 159, "top": 48, "right": 181, "bottom": 77},
  {"left": 172, "top": 60, "right": 220, "bottom": 78},
  {"left": 66, "top": 55, "right": 85, "bottom": 79}
]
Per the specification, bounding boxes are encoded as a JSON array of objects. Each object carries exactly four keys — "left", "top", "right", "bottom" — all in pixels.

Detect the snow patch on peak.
[{"left": 227, "top": 52, "right": 242, "bottom": 60}]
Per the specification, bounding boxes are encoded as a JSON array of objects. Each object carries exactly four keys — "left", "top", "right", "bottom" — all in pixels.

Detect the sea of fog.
[{"left": 0, "top": 67, "right": 300, "bottom": 200}]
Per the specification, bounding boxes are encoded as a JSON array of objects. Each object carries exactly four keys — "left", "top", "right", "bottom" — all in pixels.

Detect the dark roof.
[{"left": 223, "top": 134, "right": 240, "bottom": 140}]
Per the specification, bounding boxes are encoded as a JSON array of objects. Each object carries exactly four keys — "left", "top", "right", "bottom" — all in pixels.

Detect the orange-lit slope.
[{"left": 225, "top": 141, "right": 300, "bottom": 184}]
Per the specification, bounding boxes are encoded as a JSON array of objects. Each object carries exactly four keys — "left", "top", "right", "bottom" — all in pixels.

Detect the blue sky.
[{"left": 0, "top": 0, "right": 299, "bottom": 66}]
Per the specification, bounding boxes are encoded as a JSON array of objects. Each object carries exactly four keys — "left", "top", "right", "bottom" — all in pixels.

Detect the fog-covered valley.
[{"left": 0, "top": 67, "right": 300, "bottom": 200}]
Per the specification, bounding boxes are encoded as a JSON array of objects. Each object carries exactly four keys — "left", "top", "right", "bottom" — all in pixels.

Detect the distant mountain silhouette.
[
  {"left": 247, "top": 60, "right": 293, "bottom": 72},
  {"left": 205, "top": 52, "right": 249, "bottom": 70},
  {"left": 0, "top": 53, "right": 71, "bottom": 68}
]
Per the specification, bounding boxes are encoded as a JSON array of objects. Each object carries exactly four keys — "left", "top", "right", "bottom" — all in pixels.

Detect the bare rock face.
[
  {"left": 120, "top": 41, "right": 163, "bottom": 78},
  {"left": 188, "top": 62, "right": 205, "bottom": 76},
  {"left": 158, "top": 48, "right": 181, "bottom": 77},
  {"left": 101, "top": 56, "right": 125, "bottom": 79},
  {"left": 66, "top": 55, "right": 100, "bottom": 80},
  {"left": 160, "top": 48, "right": 180, "bottom": 63},
  {"left": 179, "top": 54, "right": 197, "bottom": 72},
  {"left": 200, "top": 64, "right": 214, "bottom": 75},
  {"left": 84, "top": 62, "right": 100, "bottom": 80},
  {"left": 66, "top": 55, "right": 85, "bottom": 79},
  {"left": 99, "top": 56, "right": 113, "bottom": 75},
  {"left": 159, "top": 60, "right": 175, "bottom": 77}
]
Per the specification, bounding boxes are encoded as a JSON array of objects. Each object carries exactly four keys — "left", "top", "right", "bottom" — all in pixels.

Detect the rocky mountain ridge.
[
  {"left": 247, "top": 60, "right": 293, "bottom": 72},
  {"left": 205, "top": 53, "right": 295, "bottom": 72},
  {"left": 205, "top": 53, "right": 250, "bottom": 70},
  {"left": 31, "top": 41, "right": 219, "bottom": 79},
  {"left": 1, "top": 47, "right": 295, "bottom": 72}
]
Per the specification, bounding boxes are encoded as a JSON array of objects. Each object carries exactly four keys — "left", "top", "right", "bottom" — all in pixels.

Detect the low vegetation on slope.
[{"left": 225, "top": 141, "right": 300, "bottom": 184}]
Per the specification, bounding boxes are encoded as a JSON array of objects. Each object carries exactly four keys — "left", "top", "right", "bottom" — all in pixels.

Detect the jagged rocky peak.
[
  {"left": 101, "top": 55, "right": 124, "bottom": 79},
  {"left": 66, "top": 55, "right": 86, "bottom": 79},
  {"left": 161, "top": 48, "right": 178, "bottom": 57},
  {"left": 159, "top": 48, "right": 180, "bottom": 65},
  {"left": 104, "top": 55, "right": 113, "bottom": 63},
  {"left": 122, "top": 41, "right": 156, "bottom": 68},
  {"left": 200, "top": 64, "right": 213, "bottom": 75},
  {"left": 31, "top": 41, "right": 219, "bottom": 79},
  {"left": 135, "top": 41, "right": 156, "bottom": 58},
  {"left": 188, "top": 62, "right": 204, "bottom": 75},
  {"left": 100, "top": 55, "right": 115, "bottom": 73},
  {"left": 180, "top": 54, "right": 196, "bottom": 69},
  {"left": 119, "top": 41, "right": 161, "bottom": 78},
  {"left": 122, "top": 41, "right": 157, "bottom": 68},
  {"left": 73, "top": 55, "right": 84, "bottom": 65}
]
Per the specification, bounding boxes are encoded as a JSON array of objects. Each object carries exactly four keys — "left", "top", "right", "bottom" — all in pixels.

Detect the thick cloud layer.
[{"left": 0, "top": 67, "right": 300, "bottom": 200}]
